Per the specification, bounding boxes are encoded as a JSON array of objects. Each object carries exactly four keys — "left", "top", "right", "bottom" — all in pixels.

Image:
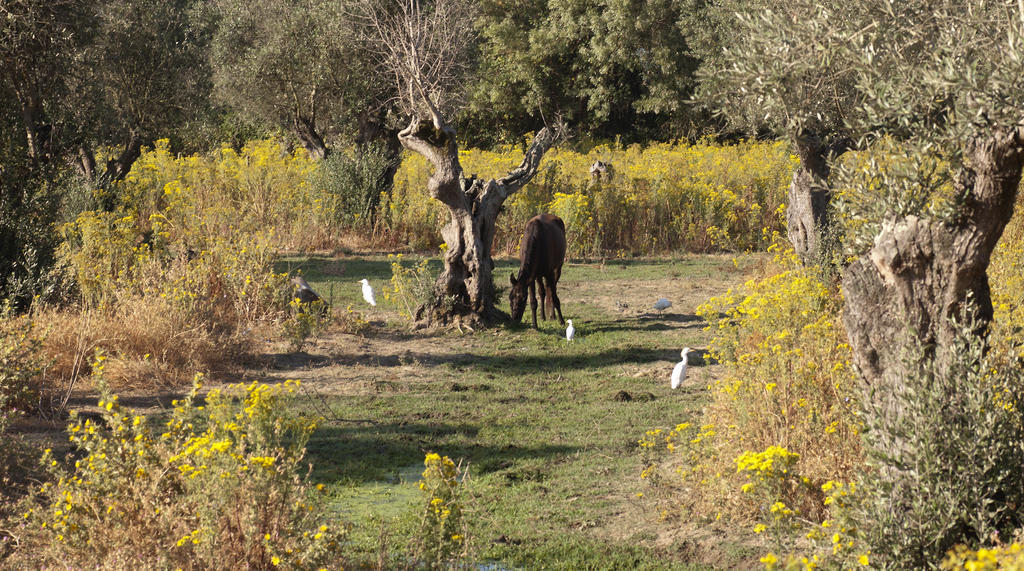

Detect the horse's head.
[{"left": 509, "top": 273, "right": 527, "bottom": 322}]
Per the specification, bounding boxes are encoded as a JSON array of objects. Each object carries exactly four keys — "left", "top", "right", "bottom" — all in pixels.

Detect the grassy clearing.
[{"left": 259, "top": 253, "right": 767, "bottom": 568}]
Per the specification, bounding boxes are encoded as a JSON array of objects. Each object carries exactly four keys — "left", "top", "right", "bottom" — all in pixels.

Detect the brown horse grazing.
[{"left": 509, "top": 214, "right": 566, "bottom": 328}]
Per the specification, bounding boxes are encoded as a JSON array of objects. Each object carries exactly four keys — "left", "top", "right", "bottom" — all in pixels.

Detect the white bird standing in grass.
[
  {"left": 671, "top": 347, "right": 691, "bottom": 389},
  {"left": 565, "top": 319, "right": 575, "bottom": 342},
  {"left": 654, "top": 298, "right": 672, "bottom": 313},
  {"left": 359, "top": 279, "right": 376, "bottom": 307}
]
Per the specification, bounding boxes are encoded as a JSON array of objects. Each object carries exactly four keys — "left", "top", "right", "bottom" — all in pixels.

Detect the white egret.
[
  {"left": 671, "top": 347, "right": 691, "bottom": 389},
  {"left": 565, "top": 319, "right": 575, "bottom": 342},
  {"left": 359, "top": 279, "right": 377, "bottom": 307},
  {"left": 654, "top": 298, "right": 672, "bottom": 312}
]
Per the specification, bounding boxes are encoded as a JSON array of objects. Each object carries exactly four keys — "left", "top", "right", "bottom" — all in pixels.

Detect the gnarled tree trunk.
[
  {"left": 99, "top": 132, "right": 143, "bottom": 188},
  {"left": 397, "top": 117, "right": 559, "bottom": 327},
  {"left": 294, "top": 115, "right": 328, "bottom": 161},
  {"left": 786, "top": 133, "right": 850, "bottom": 267},
  {"left": 842, "top": 127, "right": 1024, "bottom": 386}
]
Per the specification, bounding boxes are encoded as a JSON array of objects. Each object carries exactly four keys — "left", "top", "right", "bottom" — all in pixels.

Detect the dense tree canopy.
[
  {"left": 209, "top": 0, "right": 393, "bottom": 159},
  {"left": 463, "top": 0, "right": 704, "bottom": 145}
]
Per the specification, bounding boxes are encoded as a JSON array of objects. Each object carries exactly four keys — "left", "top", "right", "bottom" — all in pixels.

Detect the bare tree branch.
[{"left": 349, "top": 0, "right": 476, "bottom": 126}]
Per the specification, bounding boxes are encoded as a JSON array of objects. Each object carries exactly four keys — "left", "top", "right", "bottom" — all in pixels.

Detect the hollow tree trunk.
[
  {"left": 398, "top": 117, "right": 559, "bottom": 327},
  {"left": 842, "top": 127, "right": 1024, "bottom": 386},
  {"left": 787, "top": 133, "right": 850, "bottom": 267}
]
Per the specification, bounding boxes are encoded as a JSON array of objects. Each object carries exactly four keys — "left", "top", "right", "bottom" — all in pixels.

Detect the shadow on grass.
[
  {"left": 263, "top": 322, "right": 711, "bottom": 379},
  {"left": 306, "top": 421, "right": 578, "bottom": 483},
  {"left": 266, "top": 342, "right": 692, "bottom": 378},
  {"left": 448, "top": 346, "right": 677, "bottom": 374}
]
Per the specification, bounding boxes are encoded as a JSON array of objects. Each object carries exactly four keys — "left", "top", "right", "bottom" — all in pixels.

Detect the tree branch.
[{"left": 496, "top": 126, "right": 563, "bottom": 196}]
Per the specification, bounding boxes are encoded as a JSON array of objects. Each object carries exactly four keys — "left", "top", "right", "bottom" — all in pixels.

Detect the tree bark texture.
[
  {"left": 398, "top": 117, "right": 558, "bottom": 327},
  {"left": 786, "top": 133, "right": 845, "bottom": 267},
  {"left": 842, "top": 127, "right": 1024, "bottom": 386}
]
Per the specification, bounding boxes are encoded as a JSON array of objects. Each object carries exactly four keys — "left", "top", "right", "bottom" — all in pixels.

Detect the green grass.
[{"left": 271, "top": 253, "right": 763, "bottom": 568}]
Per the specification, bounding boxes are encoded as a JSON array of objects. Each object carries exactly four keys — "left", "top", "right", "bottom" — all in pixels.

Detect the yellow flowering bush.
[
  {"left": 0, "top": 304, "right": 47, "bottom": 429},
  {"left": 118, "top": 139, "right": 318, "bottom": 249},
  {"left": 384, "top": 253, "right": 436, "bottom": 320},
  {"left": 0, "top": 304, "right": 48, "bottom": 537},
  {"left": 389, "top": 140, "right": 796, "bottom": 256},
  {"left": 22, "top": 372, "right": 346, "bottom": 569},
  {"left": 989, "top": 196, "right": 1024, "bottom": 364},
  {"left": 414, "top": 453, "right": 469, "bottom": 567},
  {"left": 49, "top": 140, "right": 301, "bottom": 386},
  {"left": 694, "top": 248, "right": 861, "bottom": 490},
  {"left": 639, "top": 247, "right": 860, "bottom": 552},
  {"left": 943, "top": 543, "right": 1024, "bottom": 570},
  {"left": 281, "top": 298, "right": 331, "bottom": 352}
]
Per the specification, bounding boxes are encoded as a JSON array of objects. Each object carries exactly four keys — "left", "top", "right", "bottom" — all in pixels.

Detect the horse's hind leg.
[
  {"left": 529, "top": 280, "right": 539, "bottom": 328},
  {"left": 538, "top": 276, "right": 548, "bottom": 320},
  {"left": 549, "top": 275, "right": 564, "bottom": 325},
  {"left": 542, "top": 275, "right": 555, "bottom": 319}
]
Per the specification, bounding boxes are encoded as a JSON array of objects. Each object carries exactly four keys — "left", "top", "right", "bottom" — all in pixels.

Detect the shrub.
[
  {"left": 412, "top": 453, "right": 469, "bottom": 567},
  {"left": 312, "top": 143, "right": 397, "bottom": 233},
  {"left": 383, "top": 253, "right": 436, "bottom": 320},
  {"left": 53, "top": 195, "right": 289, "bottom": 387},
  {"left": 638, "top": 248, "right": 860, "bottom": 555},
  {"left": 691, "top": 248, "right": 859, "bottom": 506},
  {"left": 942, "top": 542, "right": 1024, "bottom": 570},
  {"left": 0, "top": 305, "right": 49, "bottom": 550},
  {"left": 282, "top": 298, "right": 331, "bottom": 352},
  {"left": 845, "top": 310, "right": 1024, "bottom": 568},
  {"left": 19, "top": 374, "right": 347, "bottom": 569},
  {"left": 0, "top": 303, "right": 47, "bottom": 424},
  {"left": 0, "top": 158, "right": 67, "bottom": 308}
]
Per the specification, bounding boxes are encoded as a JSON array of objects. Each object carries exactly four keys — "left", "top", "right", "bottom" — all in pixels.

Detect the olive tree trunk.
[
  {"left": 397, "top": 117, "right": 558, "bottom": 327},
  {"left": 786, "top": 133, "right": 849, "bottom": 267},
  {"left": 98, "top": 132, "right": 142, "bottom": 188},
  {"left": 842, "top": 127, "right": 1024, "bottom": 386},
  {"left": 294, "top": 115, "right": 328, "bottom": 161}
]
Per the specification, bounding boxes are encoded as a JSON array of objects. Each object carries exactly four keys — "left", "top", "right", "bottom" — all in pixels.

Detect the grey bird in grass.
[
  {"left": 290, "top": 276, "right": 321, "bottom": 304},
  {"left": 654, "top": 298, "right": 672, "bottom": 313},
  {"left": 671, "top": 348, "right": 691, "bottom": 389},
  {"left": 358, "top": 278, "right": 377, "bottom": 306}
]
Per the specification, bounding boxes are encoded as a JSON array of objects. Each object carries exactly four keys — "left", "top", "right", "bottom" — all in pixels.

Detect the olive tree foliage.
[
  {"left": 1, "top": 0, "right": 212, "bottom": 185},
  {"left": 354, "top": 0, "right": 564, "bottom": 327},
  {"left": 209, "top": 0, "right": 390, "bottom": 160},
  {"left": 0, "top": 0, "right": 92, "bottom": 164},
  {"left": 703, "top": 0, "right": 1024, "bottom": 385},
  {"left": 78, "top": 0, "right": 213, "bottom": 188},
  {"left": 714, "top": 0, "right": 1024, "bottom": 562},
  {"left": 464, "top": 0, "right": 702, "bottom": 146},
  {"left": 696, "top": 0, "right": 861, "bottom": 267},
  {"left": 0, "top": 0, "right": 212, "bottom": 304}
]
